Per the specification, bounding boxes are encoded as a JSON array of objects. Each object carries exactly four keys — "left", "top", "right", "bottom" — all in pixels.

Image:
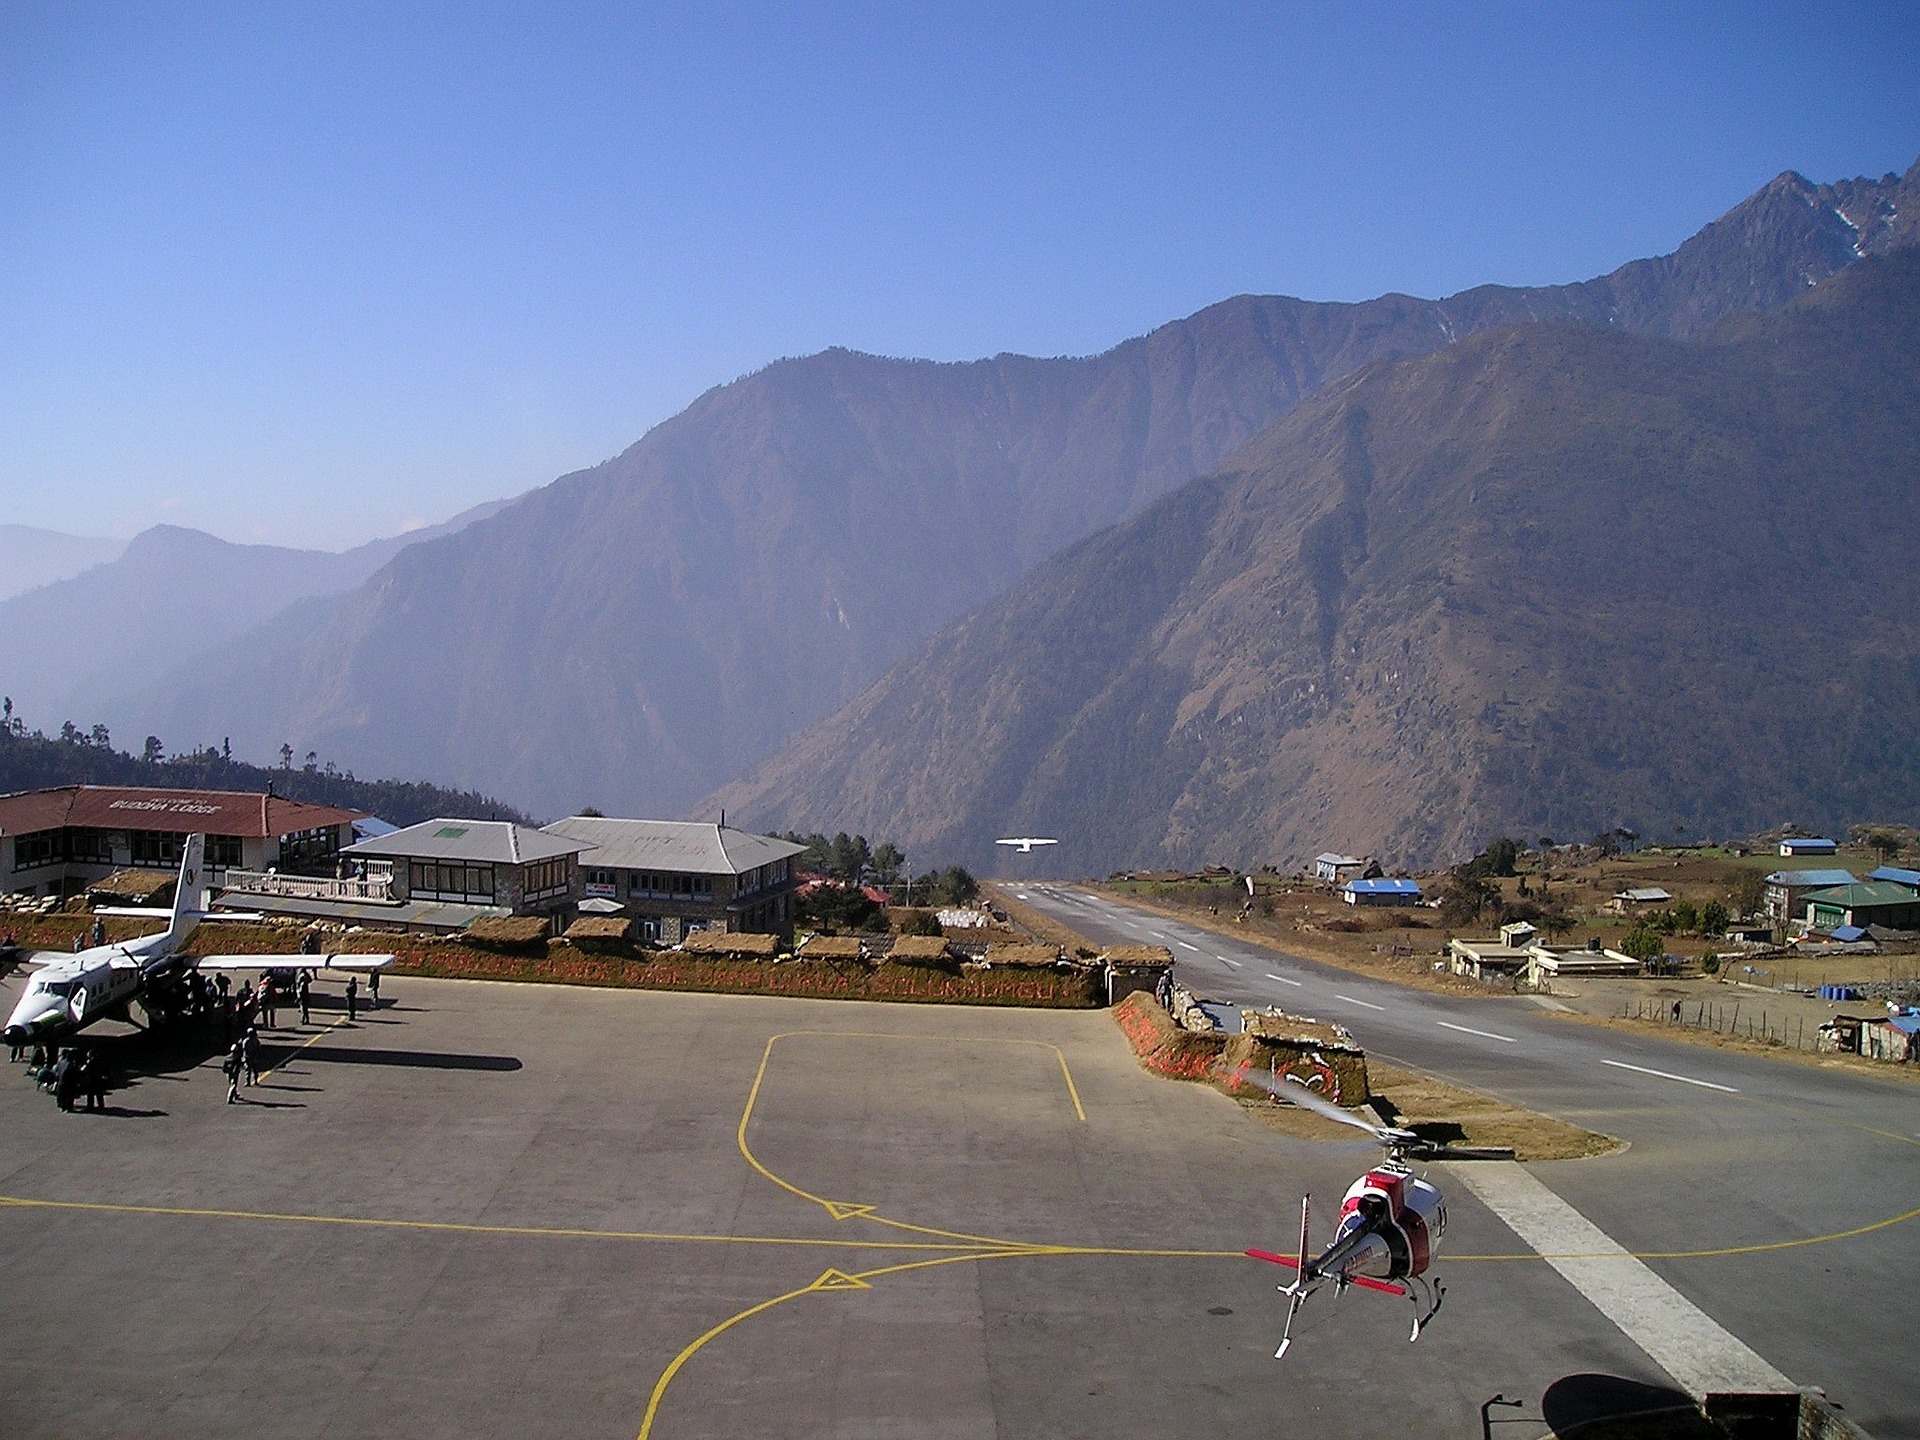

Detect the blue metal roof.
[
  {"left": 1344, "top": 878, "right": 1422, "bottom": 895},
  {"left": 1868, "top": 865, "right": 1920, "bottom": 887},
  {"left": 1885, "top": 1015, "right": 1920, "bottom": 1036},
  {"left": 1828, "top": 925, "right": 1869, "bottom": 943},
  {"left": 1763, "top": 869, "right": 1856, "bottom": 888},
  {"left": 1779, "top": 838, "right": 1838, "bottom": 852}
]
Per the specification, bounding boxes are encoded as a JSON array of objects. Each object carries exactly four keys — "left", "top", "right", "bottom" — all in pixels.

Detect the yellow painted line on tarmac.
[
  {"left": 1444, "top": 1200, "right": 1920, "bottom": 1263},
  {"left": 257, "top": 1014, "right": 351, "bottom": 1082},
  {"left": 636, "top": 1248, "right": 1040, "bottom": 1440},
  {"left": 0, "top": 1193, "right": 987, "bottom": 1252},
  {"left": 735, "top": 1031, "right": 1082, "bottom": 1251}
]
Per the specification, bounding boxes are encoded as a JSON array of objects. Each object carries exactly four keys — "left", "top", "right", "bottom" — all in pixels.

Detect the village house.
[
  {"left": 1609, "top": 886, "right": 1672, "bottom": 913},
  {"left": 1313, "top": 853, "right": 1374, "bottom": 884},
  {"left": 1341, "top": 877, "right": 1422, "bottom": 906},
  {"left": 1801, "top": 882, "right": 1920, "bottom": 933},
  {"left": 1762, "top": 868, "right": 1856, "bottom": 923},
  {"left": 0, "top": 783, "right": 363, "bottom": 899},
  {"left": 309, "top": 819, "right": 592, "bottom": 932},
  {"left": 538, "top": 817, "right": 804, "bottom": 943},
  {"left": 1778, "top": 837, "right": 1839, "bottom": 857}
]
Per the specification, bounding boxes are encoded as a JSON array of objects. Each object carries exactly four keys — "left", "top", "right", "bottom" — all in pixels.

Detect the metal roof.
[
  {"left": 1614, "top": 887, "right": 1672, "bottom": 902},
  {"left": 210, "top": 892, "right": 508, "bottom": 927},
  {"left": 541, "top": 817, "right": 805, "bottom": 876},
  {"left": 0, "top": 783, "right": 362, "bottom": 838},
  {"left": 343, "top": 818, "right": 588, "bottom": 865},
  {"left": 1868, "top": 866, "right": 1920, "bottom": 888},
  {"left": 1315, "top": 852, "right": 1366, "bottom": 866},
  {"left": 1802, "top": 882, "right": 1920, "bottom": 907},
  {"left": 1779, "top": 838, "right": 1838, "bottom": 852},
  {"left": 1828, "top": 925, "right": 1870, "bottom": 942},
  {"left": 1763, "top": 869, "right": 1856, "bottom": 888},
  {"left": 1343, "top": 877, "right": 1422, "bottom": 894}
]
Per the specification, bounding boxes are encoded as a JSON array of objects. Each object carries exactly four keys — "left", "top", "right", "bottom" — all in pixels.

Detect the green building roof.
[{"left": 1802, "top": 882, "right": 1920, "bottom": 907}]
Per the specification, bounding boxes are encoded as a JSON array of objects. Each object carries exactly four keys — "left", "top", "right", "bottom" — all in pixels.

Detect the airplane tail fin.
[{"left": 166, "top": 834, "right": 210, "bottom": 945}]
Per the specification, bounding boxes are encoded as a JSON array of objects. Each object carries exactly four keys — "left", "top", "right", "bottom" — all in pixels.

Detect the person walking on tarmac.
[
  {"left": 369, "top": 967, "right": 380, "bottom": 1009},
  {"left": 242, "top": 1025, "right": 263, "bottom": 1087},
  {"left": 51, "top": 1051, "right": 78, "bottom": 1112},
  {"left": 223, "top": 1040, "right": 243, "bottom": 1104},
  {"left": 296, "top": 971, "right": 311, "bottom": 1026},
  {"left": 258, "top": 977, "right": 277, "bottom": 1029},
  {"left": 344, "top": 976, "right": 358, "bottom": 1021}
]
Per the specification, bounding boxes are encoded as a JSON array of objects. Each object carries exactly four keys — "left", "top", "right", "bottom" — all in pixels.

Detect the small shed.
[
  {"left": 883, "top": 935, "right": 953, "bottom": 968},
  {"left": 984, "top": 942, "right": 1061, "bottom": 968},
  {"left": 682, "top": 929, "right": 780, "bottom": 959},
  {"left": 1860, "top": 1015, "right": 1920, "bottom": 1063},
  {"left": 798, "top": 934, "right": 866, "bottom": 961},
  {"left": 1779, "top": 838, "right": 1839, "bottom": 857},
  {"left": 563, "top": 915, "right": 634, "bottom": 947},
  {"left": 1342, "top": 877, "right": 1422, "bottom": 907},
  {"left": 1610, "top": 887, "right": 1671, "bottom": 912}
]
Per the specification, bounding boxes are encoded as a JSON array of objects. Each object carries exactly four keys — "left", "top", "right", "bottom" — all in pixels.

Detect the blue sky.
[{"left": 4, "top": 2, "right": 1917, "bottom": 549}]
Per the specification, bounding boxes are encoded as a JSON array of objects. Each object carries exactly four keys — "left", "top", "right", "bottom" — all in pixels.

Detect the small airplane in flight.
[
  {"left": 994, "top": 837, "right": 1059, "bottom": 854},
  {"left": 3, "top": 834, "right": 392, "bottom": 1052}
]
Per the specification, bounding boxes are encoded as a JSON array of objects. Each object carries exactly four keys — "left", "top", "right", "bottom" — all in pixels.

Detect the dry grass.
[
  {"left": 798, "top": 934, "right": 865, "bottom": 960},
  {"left": 1241, "top": 1059, "right": 1620, "bottom": 1161},
  {"left": 682, "top": 930, "right": 779, "bottom": 958}
]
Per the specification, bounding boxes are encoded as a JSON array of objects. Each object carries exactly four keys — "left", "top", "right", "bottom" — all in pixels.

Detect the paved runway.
[
  {"left": 0, "top": 969, "right": 1768, "bottom": 1440},
  {"left": 1010, "top": 882, "right": 1920, "bottom": 1438}
]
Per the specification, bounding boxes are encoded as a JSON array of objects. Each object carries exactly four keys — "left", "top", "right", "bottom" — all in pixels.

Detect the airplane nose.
[{"left": 2, "top": 1024, "right": 29, "bottom": 1049}]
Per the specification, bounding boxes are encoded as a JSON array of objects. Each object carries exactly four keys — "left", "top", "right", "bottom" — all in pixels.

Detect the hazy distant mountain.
[
  {"left": 0, "top": 498, "right": 511, "bottom": 738},
  {"left": 712, "top": 250, "right": 1920, "bottom": 872},
  {"left": 122, "top": 159, "right": 1919, "bottom": 820},
  {"left": 0, "top": 526, "right": 123, "bottom": 601}
]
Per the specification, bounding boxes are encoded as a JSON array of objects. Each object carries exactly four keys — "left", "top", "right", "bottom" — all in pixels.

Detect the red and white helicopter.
[{"left": 1238, "top": 1070, "right": 1450, "bottom": 1359}]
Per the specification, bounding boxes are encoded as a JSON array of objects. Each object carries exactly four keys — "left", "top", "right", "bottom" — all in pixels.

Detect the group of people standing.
[{"left": 16, "top": 1043, "right": 109, "bottom": 1112}]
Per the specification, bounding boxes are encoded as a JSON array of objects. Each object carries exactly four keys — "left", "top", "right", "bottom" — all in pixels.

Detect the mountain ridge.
[
  {"left": 117, "top": 158, "right": 1920, "bottom": 819},
  {"left": 709, "top": 249, "right": 1920, "bottom": 871}
]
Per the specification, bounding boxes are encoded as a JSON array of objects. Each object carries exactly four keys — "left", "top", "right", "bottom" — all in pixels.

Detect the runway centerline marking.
[
  {"left": 1334, "top": 994, "right": 1385, "bottom": 1011},
  {"left": 1222, "top": 958, "right": 1242, "bottom": 969},
  {"left": 1453, "top": 1162, "right": 1791, "bottom": 1399},
  {"left": 1263, "top": 972, "right": 1302, "bottom": 986},
  {"left": 1178, "top": 941, "right": 1199, "bottom": 951},
  {"left": 1601, "top": 1059, "right": 1737, "bottom": 1093},
  {"left": 1436, "top": 1020, "right": 1517, "bottom": 1044}
]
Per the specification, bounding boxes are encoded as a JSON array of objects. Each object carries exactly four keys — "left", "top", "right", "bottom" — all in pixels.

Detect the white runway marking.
[
  {"left": 1600, "top": 1059, "right": 1738, "bottom": 1093},
  {"left": 1178, "top": 941, "right": 1199, "bottom": 951},
  {"left": 1222, "top": 958, "right": 1242, "bottom": 969},
  {"left": 1453, "top": 1163, "right": 1791, "bottom": 1399},
  {"left": 1333, "top": 994, "right": 1385, "bottom": 1011},
  {"left": 1436, "top": 1020, "right": 1517, "bottom": 1044},
  {"left": 1263, "top": 972, "right": 1302, "bottom": 986}
]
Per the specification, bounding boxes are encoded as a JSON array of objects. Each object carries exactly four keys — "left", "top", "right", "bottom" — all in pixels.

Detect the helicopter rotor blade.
[{"left": 1234, "top": 1066, "right": 1418, "bottom": 1144}]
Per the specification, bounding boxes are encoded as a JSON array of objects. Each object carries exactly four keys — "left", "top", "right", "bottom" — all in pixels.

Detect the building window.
[
  {"left": 131, "top": 830, "right": 187, "bottom": 868},
  {"left": 13, "top": 829, "right": 61, "bottom": 871},
  {"left": 206, "top": 835, "right": 243, "bottom": 868},
  {"left": 280, "top": 827, "right": 340, "bottom": 865},
  {"left": 408, "top": 860, "right": 496, "bottom": 902},
  {"left": 523, "top": 858, "right": 570, "bottom": 900}
]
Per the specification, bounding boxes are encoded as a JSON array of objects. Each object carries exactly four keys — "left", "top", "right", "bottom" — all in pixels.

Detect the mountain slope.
[
  {"left": 0, "top": 498, "right": 511, "bottom": 735},
  {"left": 712, "top": 249, "right": 1920, "bottom": 873},
  {"left": 126, "top": 160, "right": 1920, "bottom": 818},
  {"left": 0, "top": 526, "right": 124, "bottom": 601}
]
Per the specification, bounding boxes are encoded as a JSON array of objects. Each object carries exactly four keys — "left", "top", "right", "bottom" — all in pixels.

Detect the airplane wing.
[
  {"left": 4, "top": 950, "right": 69, "bottom": 972},
  {"left": 193, "top": 953, "right": 396, "bottom": 973}
]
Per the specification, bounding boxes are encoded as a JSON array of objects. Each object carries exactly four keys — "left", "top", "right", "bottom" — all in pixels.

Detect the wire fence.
[{"left": 1622, "top": 995, "right": 1827, "bottom": 1052}]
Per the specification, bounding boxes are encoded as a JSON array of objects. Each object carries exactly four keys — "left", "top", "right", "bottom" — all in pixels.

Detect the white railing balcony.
[{"left": 222, "top": 861, "right": 396, "bottom": 904}]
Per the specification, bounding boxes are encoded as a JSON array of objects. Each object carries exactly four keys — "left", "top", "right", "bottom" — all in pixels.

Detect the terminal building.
[
  {"left": 0, "top": 783, "right": 363, "bottom": 898},
  {"left": 540, "top": 817, "right": 805, "bottom": 942}
]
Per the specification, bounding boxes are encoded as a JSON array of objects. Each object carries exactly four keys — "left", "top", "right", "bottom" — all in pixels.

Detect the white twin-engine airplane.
[
  {"left": 994, "top": 837, "right": 1059, "bottom": 854},
  {"left": 2, "top": 833, "right": 393, "bottom": 1051}
]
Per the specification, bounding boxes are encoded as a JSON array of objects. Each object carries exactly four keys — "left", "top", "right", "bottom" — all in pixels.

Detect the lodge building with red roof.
[{"left": 0, "top": 784, "right": 366, "bottom": 899}]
